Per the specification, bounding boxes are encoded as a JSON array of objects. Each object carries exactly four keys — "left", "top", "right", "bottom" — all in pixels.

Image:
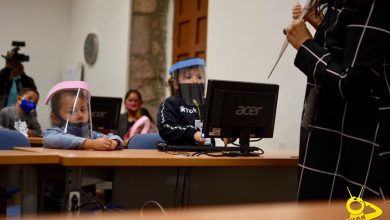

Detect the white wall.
[
  {"left": 67, "top": 0, "right": 130, "bottom": 98},
  {"left": 2, "top": 0, "right": 305, "bottom": 152},
  {"left": 0, "top": 0, "right": 70, "bottom": 130},
  {"left": 207, "top": 0, "right": 307, "bottom": 152},
  {"left": 0, "top": 0, "right": 131, "bottom": 130}
]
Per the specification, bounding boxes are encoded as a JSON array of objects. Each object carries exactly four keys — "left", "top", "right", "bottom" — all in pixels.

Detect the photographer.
[{"left": 0, "top": 41, "right": 37, "bottom": 109}]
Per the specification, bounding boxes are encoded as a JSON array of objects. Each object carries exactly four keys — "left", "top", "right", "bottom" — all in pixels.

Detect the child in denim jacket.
[{"left": 43, "top": 81, "right": 123, "bottom": 150}]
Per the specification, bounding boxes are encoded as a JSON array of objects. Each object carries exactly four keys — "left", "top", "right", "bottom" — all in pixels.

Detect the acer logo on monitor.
[
  {"left": 91, "top": 111, "right": 107, "bottom": 118},
  {"left": 235, "top": 106, "right": 263, "bottom": 116}
]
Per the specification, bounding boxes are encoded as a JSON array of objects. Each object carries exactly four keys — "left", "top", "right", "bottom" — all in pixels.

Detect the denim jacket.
[{"left": 43, "top": 127, "right": 123, "bottom": 150}]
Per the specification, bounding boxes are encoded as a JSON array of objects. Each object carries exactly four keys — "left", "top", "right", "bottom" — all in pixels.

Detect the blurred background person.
[
  {"left": 116, "top": 89, "right": 157, "bottom": 142},
  {"left": 0, "top": 41, "right": 37, "bottom": 109},
  {"left": 0, "top": 87, "right": 41, "bottom": 137}
]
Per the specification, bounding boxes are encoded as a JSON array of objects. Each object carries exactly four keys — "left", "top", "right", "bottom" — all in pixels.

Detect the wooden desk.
[
  {"left": 28, "top": 137, "right": 43, "bottom": 147},
  {"left": 14, "top": 147, "right": 298, "bottom": 167},
  {"left": 14, "top": 200, "right": 390, "bottom": 220},
  {"left": 0, "top": 150, "right": 58, "bottom": 164},
  {"left": 13, "top": 148, "right": 298, "bottom": 210},
  {"left": 0, "top": 150, "right": 59, "bottom": 214}
]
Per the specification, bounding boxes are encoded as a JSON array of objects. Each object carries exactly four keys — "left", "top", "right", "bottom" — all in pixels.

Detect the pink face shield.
[
  {"left": 45, "top": 81, "right": 93, "bottom": 138},
  {"left": 45, "top": 81, "right": 90, "bottom": 104}
]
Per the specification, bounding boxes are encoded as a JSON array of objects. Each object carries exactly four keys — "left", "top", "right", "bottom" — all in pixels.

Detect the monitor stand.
[{"left": 223, "top": 128, "right": 260, "bottom": 157}]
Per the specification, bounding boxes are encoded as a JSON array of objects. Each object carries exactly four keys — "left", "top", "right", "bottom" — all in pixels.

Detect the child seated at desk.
[
  {"left": 0, "top": 87, "right": 42, "bottom": 137},
  {"left": 43, "top": 81, "right": 123, "bottom": 150},
  {"left": 157, "top": 58, "right": 213, "bottom": 146}
]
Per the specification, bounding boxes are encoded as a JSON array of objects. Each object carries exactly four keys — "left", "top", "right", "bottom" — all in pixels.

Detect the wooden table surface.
[
  {"left": 0, "top": 150, "right": 59, "bottom": 164},
  {"left": 11, "top": 200, "right": 390, "bottom": 220},
  {"left": 14, "top": 147, "right": 298, "bottom": 167}
]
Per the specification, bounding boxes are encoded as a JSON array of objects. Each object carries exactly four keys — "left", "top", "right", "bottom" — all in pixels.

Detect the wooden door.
[{"left": 172, "top": 0, "right": 208, "bottom": 63}]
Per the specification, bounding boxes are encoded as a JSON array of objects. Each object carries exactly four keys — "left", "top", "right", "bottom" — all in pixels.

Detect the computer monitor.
[
  {"left": 203, "top": 79, "right": 279, "bottom": 153},
  {"left": 90, "top": 96, "right": 122, "bottom": 134}
]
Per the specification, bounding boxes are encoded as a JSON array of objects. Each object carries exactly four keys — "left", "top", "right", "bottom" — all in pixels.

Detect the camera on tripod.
[{"left": 2, "top": 41, "right": 30, "bottom": 63}]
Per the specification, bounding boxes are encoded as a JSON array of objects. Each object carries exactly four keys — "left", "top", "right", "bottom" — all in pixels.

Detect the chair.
[
  {"left": 127, "top": 133, "right": 165, "bottom": 149},
  {"left": 0, "top": 128, "right": 30, "bottom": 150},
  {"left": 0, "top": 129, "right": 30, "bottom": 216}
]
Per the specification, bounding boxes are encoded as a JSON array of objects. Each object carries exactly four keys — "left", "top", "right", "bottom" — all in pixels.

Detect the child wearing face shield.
[
  {"left": 157, "top": 58, "right": 212, "bottom": 146},
  {"left": 0, "top": 87, "right": 42, "bottom": 137},
  {"left": 43, "top": 81, "right": 123, "bottom": 150}
]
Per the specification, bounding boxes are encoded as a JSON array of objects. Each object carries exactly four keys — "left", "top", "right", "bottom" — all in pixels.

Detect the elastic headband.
[
  {"left": 45, "top": 81, "right": 90, "bottom": 104},
  {"left": 169, "top": 58, "right": 205, "bottom": 75}
]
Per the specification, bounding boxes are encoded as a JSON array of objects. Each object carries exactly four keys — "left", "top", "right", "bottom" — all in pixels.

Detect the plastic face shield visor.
[
  {"left": 45, "top": 81, "right": 93, "bottom": 138},
  {"left": 169, "top": 58, "right": 207, "bottom": 106}
]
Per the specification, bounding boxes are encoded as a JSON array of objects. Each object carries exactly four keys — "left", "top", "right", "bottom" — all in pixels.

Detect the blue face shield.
[{"left": 19, "top": 98, "right": 36, "bottom": 113}]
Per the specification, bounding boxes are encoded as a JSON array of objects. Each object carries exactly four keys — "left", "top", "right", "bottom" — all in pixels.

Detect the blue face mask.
[
  {"left": 19, "top": 98, "right": 36, "bottom": 113},
  {"left": 65, "top": 123, "right": 90, "bottom": 137}
]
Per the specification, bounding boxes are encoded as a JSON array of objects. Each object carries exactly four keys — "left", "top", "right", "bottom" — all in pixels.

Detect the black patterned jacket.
[{"left": 295, "top": 0, "right": 390, "bottom": 201}]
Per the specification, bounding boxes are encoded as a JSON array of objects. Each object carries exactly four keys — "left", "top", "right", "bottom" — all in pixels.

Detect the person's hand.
[
  {"left": 82, "top": 138, "right": 116, "bottom": 151},
  {"left": 223, "top": 138, "right": 234, "bottom": 146},
  {"left": 286, "top": 19, "right": 313, "bottom": 49},
  {"left": 194, "top": 131, "right": 205, "bottom": 145},
  {"left": 291, "top": 2, "right": 322, "bottom": 29},
  {"left": 110, "top": 139, "right": 119, "bottom": 148},
  {"left": 304, "top": 9, "right": 323, "bottom": 29},
  {"left": 292, "top": 2, "right": 302, "bottom": 20}
]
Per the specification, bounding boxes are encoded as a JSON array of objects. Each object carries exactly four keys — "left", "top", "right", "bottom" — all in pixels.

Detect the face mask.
[
  {"left": 64, "top": 122, "right": 90, "bottom": 137},
  {"left": 179, "top": 83, "right": 205, "bottom": 106},
  {"left": 19, "top": 98, "right": 36, "bottom": 113},
  {"left": 125, "top": 103, "right": 142, "bottom": 111}
]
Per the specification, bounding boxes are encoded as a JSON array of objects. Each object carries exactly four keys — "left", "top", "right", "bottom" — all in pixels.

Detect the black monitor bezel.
[
  {"left": 90, "top": 96, "right": 123, "bottom": 131},
  {"left": 203, "top": 79, "right": 279, "bottom": 148}
]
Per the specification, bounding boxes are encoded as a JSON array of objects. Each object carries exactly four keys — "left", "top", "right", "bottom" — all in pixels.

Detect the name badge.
[{"left": 14, "top": 120, "right": 28, "bottom": 137}]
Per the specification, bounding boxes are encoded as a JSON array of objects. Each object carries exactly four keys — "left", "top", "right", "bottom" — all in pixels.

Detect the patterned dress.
[{"left": 294, "top": 0, "right": 390, "bottom": 201}]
